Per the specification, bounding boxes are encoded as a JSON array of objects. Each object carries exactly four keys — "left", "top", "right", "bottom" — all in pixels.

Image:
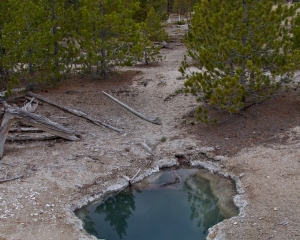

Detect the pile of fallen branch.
[{"left": 0, "top": 88, "right": 160, "bottom": 159}]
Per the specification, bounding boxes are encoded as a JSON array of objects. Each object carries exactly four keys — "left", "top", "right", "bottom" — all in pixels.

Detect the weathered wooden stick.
[
  {"left": 28, "top": 92, "right": 123, "bottom": 133},
  {"left": 9, "top": 127, "right": 44, "bottom": 133},
  {"left": 0, "top": 102, "right": 80, "bottom": 159},
  {"left": 101, "top": 91, "right": 161, "bottom": 125},
  {"left": 22, "top": 97, "right": 39, "bottom": 113},
  {"left": 122, "top": 175, "right": 131, "bottom": 181},
  {"left": 131, "top": 169, "right": 141, "bottom": 181},
  {"left": 0, "top": 175, "right": 23, "bottom": 183},
  {"left": 7, "top": 135, "right": 58, "bottom": 141},
  {"left": 140, "top": 142, "right": 155, "bottom": 156},
  {"left": 122, "top": 168, "right": 141, "bottom": 186}
]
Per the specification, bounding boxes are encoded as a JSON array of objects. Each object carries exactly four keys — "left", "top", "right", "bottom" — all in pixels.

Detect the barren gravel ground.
[{"left": 0, "top": 23, "right": 300, "bottom": 240}]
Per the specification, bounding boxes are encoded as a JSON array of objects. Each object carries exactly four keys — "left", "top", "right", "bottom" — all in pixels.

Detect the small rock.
[
  {"left": 209, "top": 231, "right": 216, "bottom": 238},
  {"left": 274, "top": 207, "right": 278, "bottom": 211},
  {"left": 75, "top": 184, "right": 83, "bottom": 189},
  {"left": 233, "top": 222, "right": 238, "bottom": 225}
]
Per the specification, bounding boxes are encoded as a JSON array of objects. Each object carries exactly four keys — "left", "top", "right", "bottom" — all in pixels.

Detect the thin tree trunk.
[{"left": 51, "top": 0, "right": 59, "bottom": 69}]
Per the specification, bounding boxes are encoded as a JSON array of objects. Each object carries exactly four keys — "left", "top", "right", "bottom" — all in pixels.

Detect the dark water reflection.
[{"left": 75, "top": 168, "right": 238, "bottom": 240}]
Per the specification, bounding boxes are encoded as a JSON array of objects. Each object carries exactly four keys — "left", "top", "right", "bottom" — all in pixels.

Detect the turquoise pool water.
[{"left": 75, "top": 168, "right": 238, "bottom": 240}]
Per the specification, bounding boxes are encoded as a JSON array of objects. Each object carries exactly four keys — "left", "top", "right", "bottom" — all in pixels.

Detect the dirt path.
[{"left": 1, "top": 23, "right": 300, "bottom": 240}]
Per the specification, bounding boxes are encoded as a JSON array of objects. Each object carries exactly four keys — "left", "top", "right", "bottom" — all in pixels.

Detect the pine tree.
[
  {"left": 1, "top": 0, "right": 53, "bottom": 87},
  {"left": 173, "top": 0, "right": 189, "bottom": 21},
  {"left": 139, "top": 7, "right": 168, "bottom": 64},
  {"left": 42, "top": 0, "right": 79, "bottom": 82},
  {"left": 180, "top": 0, "right": 300, "bottom": 124},
  {"left": 75, "top": 0, "right": 144, "bottom": 77},
  {"left": 133, "top": 0, "right": 168, "bottom": 22},
  {"left": 0, "top": 1, "right": 10, "bottom": 87},
  {"left": 1, "top": 0, "right": 78, "bottom": 87}
]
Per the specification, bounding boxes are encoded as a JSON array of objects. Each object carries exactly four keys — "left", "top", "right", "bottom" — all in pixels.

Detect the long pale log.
[
  {"left": 28, "top": 92, "right": 123, "bottom": 133},
  {"left": 0, "top": 102, "right": 80, "bottom": 159},
  {"left": 101, "top": 91, "right": 161, "bottom": 125}
]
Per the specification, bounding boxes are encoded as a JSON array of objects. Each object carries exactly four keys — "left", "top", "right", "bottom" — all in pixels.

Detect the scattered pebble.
[{"left": 75, "top": 184, "right": 83, "bottom": 189}]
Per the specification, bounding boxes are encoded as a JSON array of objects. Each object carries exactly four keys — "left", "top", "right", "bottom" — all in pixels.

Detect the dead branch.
[
  {"left": 0, "top": 102, "right": 80, "bottom": 159},
  {"left": 9, "top": 127, "right": 44, "bottom": 133},
  {"left": 22, "top": 97, "right": 39, "bottom": 112},
  {"left": 0, "top": 174, "right": 23, "bottom": 183},
  {"left": 101, "top": 91, "right": 161, "bottom": 125},
  {"left": 7, "top": 134, "right": 59, "bottom": 142},
  {"left": 160, "top": 177, "right": 180, "bottom": 187},
  {"left": 140, "top": 142, "right": 155, "bottom": 156},
  {"left": 122, "top": 168, "right": 141, "bottom": 186},
  {"left": 27, "top": 92, "right": 123, "bottom": 133},
  {"left": 160, "top": 168, "right": 181, "bottom": 187}
]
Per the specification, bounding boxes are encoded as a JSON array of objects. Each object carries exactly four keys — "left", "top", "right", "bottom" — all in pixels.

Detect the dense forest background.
[{"left": 0, "top": 0, "right": 193, "bottom": 90}]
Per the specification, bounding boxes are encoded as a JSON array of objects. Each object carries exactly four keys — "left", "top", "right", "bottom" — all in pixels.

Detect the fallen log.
[
  {"left": 0, "top": 102, "right": 80, "bottom": 159},
  {"left": 27, "top": 92, "right": 123, "bottom": 133},
  {"left": 101, "top": 91, "right": 161, "bottom": 125}
]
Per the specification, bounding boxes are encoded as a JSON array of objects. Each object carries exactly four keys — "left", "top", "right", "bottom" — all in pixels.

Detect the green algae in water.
[{"left": 75, "top": 168, "right": 238, "bottom": 240}]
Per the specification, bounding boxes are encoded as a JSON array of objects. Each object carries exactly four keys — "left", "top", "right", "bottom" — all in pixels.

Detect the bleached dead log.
[
  {"left": 101, "top": 91, "right": 161, "bottom": 125},
  {"left": 0, "top": 102, "right": 80, "bottom": 159},
  {"left": 140, "top": 142, "right": 155, "bottom": 156},
  {"left": 28, "top": 92, "right": 123, "bottom": 133}
]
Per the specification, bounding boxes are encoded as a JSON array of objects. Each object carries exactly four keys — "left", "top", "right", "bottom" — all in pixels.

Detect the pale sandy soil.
[{"left": 0, "top": 22, "right": 300, "bottom": 240}]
